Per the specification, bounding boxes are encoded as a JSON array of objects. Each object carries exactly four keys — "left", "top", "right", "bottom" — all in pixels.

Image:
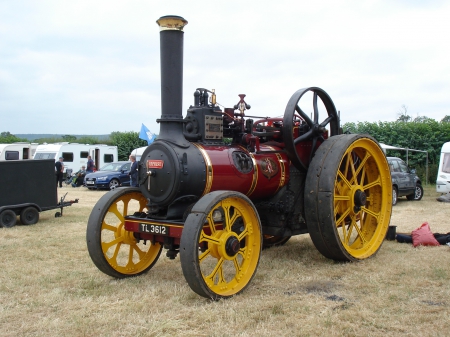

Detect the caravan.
[
  {"left": 130, "top": 146, "right": 147, "bottom": 161},
  {"left": 33, "top": 143, "right": 118, "bottom": 173},
  {"left": 436, "top": 142, "right": 450, "bottom": 194},
  {"left": 0, "top": 143, "right": 38, "bottom": 160}
]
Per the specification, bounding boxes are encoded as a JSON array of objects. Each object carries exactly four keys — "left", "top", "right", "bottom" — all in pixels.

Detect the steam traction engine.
[{"left": 86, "top": 16, "right": 392, "bottom": 300}]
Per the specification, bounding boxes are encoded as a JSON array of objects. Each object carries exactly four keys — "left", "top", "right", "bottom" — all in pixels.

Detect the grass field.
[{"left": 1, "top": 185, "right": 449, "bottom": 337}]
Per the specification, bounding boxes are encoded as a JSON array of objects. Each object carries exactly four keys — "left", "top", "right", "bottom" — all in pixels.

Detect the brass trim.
[
  {"left": 265, "top": 145, "right": 286, "bottom": 193},
  {"left": 246, "top": 152, "right": 258, "bottom": 196},
  {"left": 275, "top": 153, "right": 286, "bottom": 193},
  {"left": 193, "top": 143, "right": 213, "bottom": 196},
  {"left": 156, "top": 16, "right": 188, "bottom": 31}
]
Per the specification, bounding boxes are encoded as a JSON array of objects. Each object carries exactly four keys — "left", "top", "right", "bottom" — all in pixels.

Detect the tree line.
[
  {"left": 343, "top": 117, "right": 450, "bottom": 183},
  {"left": 3, "top": 114, "right": 450, "bottom": 183}
]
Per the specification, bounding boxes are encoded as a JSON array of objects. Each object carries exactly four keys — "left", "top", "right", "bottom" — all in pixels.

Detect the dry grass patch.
[{"left": 1, "top": 185, "right": 449, "bottom": 336}]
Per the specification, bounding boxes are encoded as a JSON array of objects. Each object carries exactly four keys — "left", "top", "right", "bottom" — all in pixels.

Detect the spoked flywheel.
[
  {"left": 86, "top": 187, "right": 163, "bottom": 278},
  {"left": 282, "top": 87, "right": 340, "bottom": 171},
  {"left": 305, "top": 134, "right": 392, "bottom": 261},
  {"left": 180, "top": 191, "right": 262, "bottom": 300}
]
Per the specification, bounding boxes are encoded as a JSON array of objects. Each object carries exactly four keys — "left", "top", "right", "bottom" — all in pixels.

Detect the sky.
[{"left": 1, "top": 0, "right": 450, "bottom": 136}]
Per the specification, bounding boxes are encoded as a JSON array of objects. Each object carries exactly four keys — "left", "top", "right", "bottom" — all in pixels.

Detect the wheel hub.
[
  {"left": 225, "top": 236, "right": 241, "bottom": 257},
  {"left": 353, "top": 189, "right": 367, "bottom": 212},
  {"left": 354, "top": 189, "right": 367, "bottom": 206}
]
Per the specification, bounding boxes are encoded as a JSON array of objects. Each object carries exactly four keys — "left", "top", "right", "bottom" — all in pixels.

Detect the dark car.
[
  {"left": 387, "top": 157, "right": 423, "bottom": 205},
  {"left": 85, "top": 161, "right": 131, "bottom": 190}
]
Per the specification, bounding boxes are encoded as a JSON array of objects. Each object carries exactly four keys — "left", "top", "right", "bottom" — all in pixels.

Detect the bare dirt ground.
[{"left": 1, "top": 185, "right": 449, "bottom": 337}]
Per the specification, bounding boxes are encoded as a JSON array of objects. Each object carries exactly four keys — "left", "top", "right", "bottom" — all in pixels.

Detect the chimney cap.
[{"left": 157, "top": 15, "right": 188, "bottom": 31}]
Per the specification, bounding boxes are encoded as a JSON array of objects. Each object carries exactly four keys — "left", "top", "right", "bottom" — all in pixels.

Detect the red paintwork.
[{"left": 199, "top": 144, "right": 290, "bottom": 200}]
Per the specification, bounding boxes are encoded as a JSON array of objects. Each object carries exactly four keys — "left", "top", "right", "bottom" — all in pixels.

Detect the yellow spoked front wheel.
[
  {"left": 180, "top": 191, "right": 262, "bottom": 300},
  {"left": 86, "top": 187, "right": 162, "bottom": 278},
  {"left": 305, "top": 134, "right": 392, "bottom": 261}
]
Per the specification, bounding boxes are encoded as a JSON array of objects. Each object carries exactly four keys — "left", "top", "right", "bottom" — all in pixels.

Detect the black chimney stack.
[{"left": 156, "top": 15, "right": 189, "bottom": 147}]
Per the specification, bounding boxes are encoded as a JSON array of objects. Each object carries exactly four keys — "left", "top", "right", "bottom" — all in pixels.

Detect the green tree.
[
  {"left": 397, "top": 105, "right": 411, "bottom": 122},
  {"left": 341, "top": 118, "right": 450, "bottom": 183},
  {"left": 441, "top": 115, "right": 450, "bottom": 123},
  {"left": 109, "top": 131, "right": 148, "bottom": 161},
  {"left": 78, "top": 136, "right": 109, "bottom": 145},
  {"left": 0, "top": 131, "right": 27, "bottom": 143},
  {"left": 62, "top": 135, "right": 77, "bottom": 142},
  {"left": 413, "top": 116, "right": 433, "bottom": 123}
]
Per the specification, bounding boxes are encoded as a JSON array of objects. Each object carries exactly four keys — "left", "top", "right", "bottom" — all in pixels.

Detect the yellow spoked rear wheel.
[
  {"left": 180, "top": 191, "right": 262, "bottom": 300},
  {"left": 305, "top": 134, "right": 392, "bottom": 261},
  {"left": 86, "top": 187, "right": 162, "bottom": 278}
]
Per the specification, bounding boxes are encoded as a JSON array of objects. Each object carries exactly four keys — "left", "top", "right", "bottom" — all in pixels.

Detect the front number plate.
[{"left": 139, "top": 223, "right": 169, "bottom": 236}]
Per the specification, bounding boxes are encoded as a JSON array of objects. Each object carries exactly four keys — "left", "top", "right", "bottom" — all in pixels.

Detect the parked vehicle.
[
  {"left": 0, "top": 159, "right": 78, "bottom": 228},
  {"left": 387, "top": 157, "right": 423, "bottom": 205},
  {"left": 84, "top": 161, "right": 131, "bottom": 190},
  {"left": 436, "top": 142, "right": 450, "bottom": 194},
  {"left": 33, "top": 143, "right": 118, "bottom": 174},
  {"left": 0, "top": 142, "right": 38, "bottom": 160}
]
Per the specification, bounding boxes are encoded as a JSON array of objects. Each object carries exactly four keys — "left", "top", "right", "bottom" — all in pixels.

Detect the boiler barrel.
[{"left": 141, "top": 142, "right": 290, "bottom": 207}]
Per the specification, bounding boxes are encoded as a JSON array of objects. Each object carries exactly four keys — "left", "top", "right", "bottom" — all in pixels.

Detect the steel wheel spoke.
[
  {"left": 206, "top": 213, "right": 217, "bottom": 235},
  {"left": 295, "top": 105, "right": 313, "bottom": 127},
  {"left": 320, "top": 115, "right": 334, "bottom": 127},
  {"left": 294, "top": 129, "right": 313, "bottom": 145},
  {"left": 204, "top": 257, "right": 225, "bottom": 285},
  {"left": 200, "top": 232, "right": 220, "bottom": 245},
  {"left": 102, "top": 222, "right": 117, "bottom": 233},
  {"left": 102, "top": 236, "right": 123, "bottom": 251},
  {"left": 363, "top": 177, "right": 381, "bottom": 190}
]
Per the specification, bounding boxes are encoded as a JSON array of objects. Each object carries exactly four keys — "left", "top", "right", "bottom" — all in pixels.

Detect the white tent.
[{"left": 379, "top": 143, "right": 429, "bottom": 184}]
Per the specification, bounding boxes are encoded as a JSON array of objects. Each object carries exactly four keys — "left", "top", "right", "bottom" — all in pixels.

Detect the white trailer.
[
  {"left": 0, "top": 142, "right": 38, "bottom": 160},
  {"left": 33, "top": 143, "right": 118, "bottom": 173},
  {"left": 130, "top": 146, "right": 147, "bottom": 161},
  {"left": 436, "top": 142, "right": 450, "bottom": 194}
]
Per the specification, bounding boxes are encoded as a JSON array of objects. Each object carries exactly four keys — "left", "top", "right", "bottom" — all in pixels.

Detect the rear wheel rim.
[
  {"left": 335, "top": 138, "right": 391, "bottom": 258},
  {"left": 306, "top": 135, "right": 392, "bottom": 261}
]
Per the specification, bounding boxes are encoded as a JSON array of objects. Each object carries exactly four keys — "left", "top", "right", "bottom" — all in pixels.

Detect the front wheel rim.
[
  {"left": 181, "top": 191, "right": 262, "bottom": 299},
  {"left": 87, "top": 188, "right": 162, "bottom": 277}
]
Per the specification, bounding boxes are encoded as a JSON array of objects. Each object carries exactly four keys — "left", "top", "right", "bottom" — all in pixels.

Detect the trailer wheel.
[
  {"left": 180, "top": 191, "right": 262, "bottom": 300},
  {"left": 86, "top": 187, "right": 162, "bottom": 278},
  {"left": 20, "top": 207, "right": 39, "bottom": 225},
  {"left": 0, "top": 209, "right": 17, "bottom": 228},
  {"left": 305, "top": 134, "right": 392, "bottom": 261}
]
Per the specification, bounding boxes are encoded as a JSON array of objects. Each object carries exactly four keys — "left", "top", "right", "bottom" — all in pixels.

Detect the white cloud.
[{"left": 1, "top": 0, "right": 450, "bottom": 136}]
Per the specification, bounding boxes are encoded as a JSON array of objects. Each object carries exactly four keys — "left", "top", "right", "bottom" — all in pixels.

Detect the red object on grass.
[{"left": 411, "top": 222, "right": 440, "bottom": 247}]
